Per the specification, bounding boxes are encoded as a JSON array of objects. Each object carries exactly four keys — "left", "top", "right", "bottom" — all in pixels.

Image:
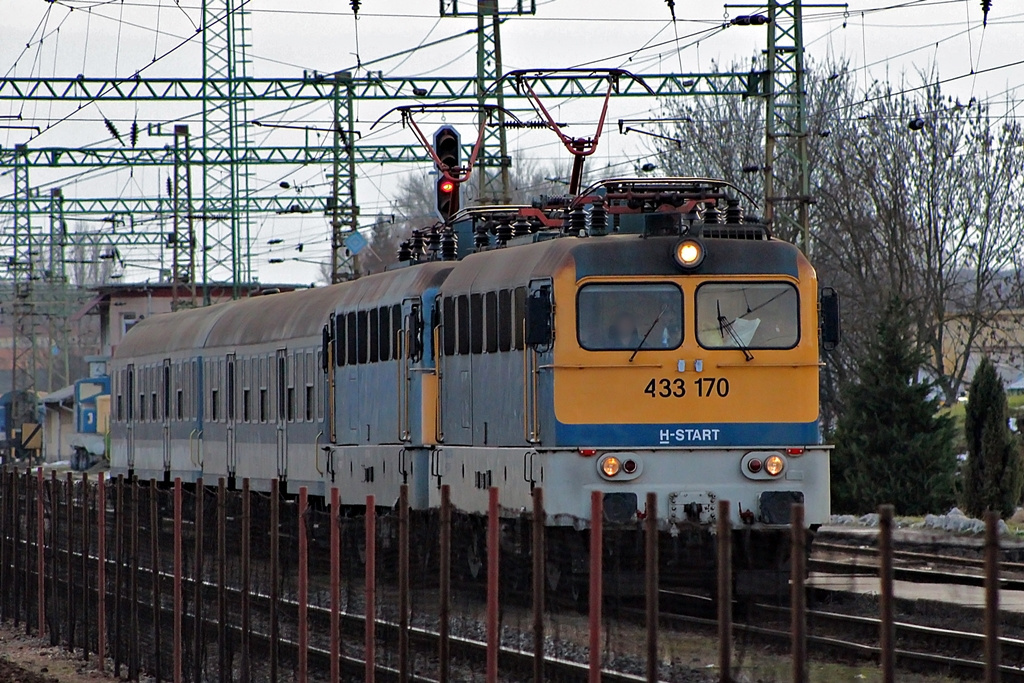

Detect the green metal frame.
[
  {"left": 0, "top": 72, "right": 751, "bottom": 102},
  {"left": 9, "top": 144, "right": 37, "bottom": 431}
]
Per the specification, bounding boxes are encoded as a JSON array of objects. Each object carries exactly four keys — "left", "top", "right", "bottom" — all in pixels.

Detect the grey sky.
[{"left": 2, "top": 1, "right": 1021, "bottom": 283}]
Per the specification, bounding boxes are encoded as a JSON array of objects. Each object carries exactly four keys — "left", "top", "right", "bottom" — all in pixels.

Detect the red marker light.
[
  {"left": 440, "top": 180, "right": 456, "bottom": 193},
  {"left": 579, "top": 448, "right": 598, "bottom": 457}
]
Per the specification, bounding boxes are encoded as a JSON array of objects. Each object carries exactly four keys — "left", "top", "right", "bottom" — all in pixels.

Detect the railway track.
[
  {"left": 36, "top": 540, "right": 647, "bottom": 683},
  {"left": 815, "top": 540, "right": 1024, "bottom": 575},
  {"left": 655, "top": 584, "right": 1024, "bottom": 681},
  {"left": 808, "top": 556, "right": 1024, "bottom": 591}
]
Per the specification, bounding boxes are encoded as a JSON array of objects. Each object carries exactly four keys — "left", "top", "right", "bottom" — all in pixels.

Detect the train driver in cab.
[{"left": 607, "top": 311, "right": 641, "bottom": 348}]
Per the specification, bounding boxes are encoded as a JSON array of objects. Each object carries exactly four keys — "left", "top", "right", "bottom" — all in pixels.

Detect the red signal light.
[{"left": 440, "top": 180, "right": 455, "bottom": 193}]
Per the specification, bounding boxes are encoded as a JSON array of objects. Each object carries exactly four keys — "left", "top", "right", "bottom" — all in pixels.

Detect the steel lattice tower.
[
  {"left": 46, "top": 188, "right": 71, "bottom": 392},
  {"left": 475, "top": 0, "right": 512, "bottom": 204},
  {"left": 764, "top": 0, "right": 811, "bottom": 250},
  {"left": 329, "top": 73, "right": 359, "bottom": 284},
  {"left": 10, "top": 144, "right": 38, "bottom": 434},
  {"left": 202, "top": 0, "right": 253, "bottom": 301},
  {"left": 172, "top": 125, "right": 198, "bottom": 309}
]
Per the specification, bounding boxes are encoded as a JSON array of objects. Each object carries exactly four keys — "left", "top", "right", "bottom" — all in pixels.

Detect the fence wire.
[{"left": 0, "top": 466, "right": 1016, "bottom": 682}]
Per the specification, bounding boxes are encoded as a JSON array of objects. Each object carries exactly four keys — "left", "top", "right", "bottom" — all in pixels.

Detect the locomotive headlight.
[
  {"left": 764, "top": 454, "right": 785, "bottom": 476},
  {"left": 673, "top": 238, "right": 705, "bottom": 269},
  {"left": 600, "top": 456, "right": 622, "bottom": 477}
]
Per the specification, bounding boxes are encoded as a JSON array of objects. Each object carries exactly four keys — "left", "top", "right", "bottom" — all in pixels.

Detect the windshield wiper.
[
  {"left": 717, "top": 299, "right": 754, "bottom": 362},
  {"left": 629, "top": 305, "right": 667, "bottom": 363}
]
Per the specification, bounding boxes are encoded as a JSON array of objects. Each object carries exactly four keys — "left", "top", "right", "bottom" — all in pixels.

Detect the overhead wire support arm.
[{"left": 618, "top": 118, "right": 696, "bottom": 150}]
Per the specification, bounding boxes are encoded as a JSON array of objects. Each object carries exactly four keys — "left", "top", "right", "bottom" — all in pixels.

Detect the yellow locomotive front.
[
  {"left": 516, "top": 179, "right": 838, "bottom": 538},
  {"left": 545, "top": 234, "right": 830, "bottom": 529}
]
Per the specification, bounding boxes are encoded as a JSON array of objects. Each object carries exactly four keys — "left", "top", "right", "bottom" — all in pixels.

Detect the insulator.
[
  {"left": 350, "top": 0, "right": 361, "bottom": 16},
  {"left": 725, "top": 197, "right": 743, "bottom": 224},
  {"left": 440, "top": 231, "right": 458, "bottom": 260},
  {"left": 410, "top": 229, "right": 425, "bottom": 255},
  {"left": 512, "top": 216, "right": 532, "bottom": 237},
  {"left": 166, "top": 177, "right": 172, "bottom": 197},
  {"left": 397, "top": 241, "right": 413, "bottom": 262},
  {"left": 704, "top": 203, "right": 721, "bottom": 224},
  {"left": 427, "top": 228, "right": 442, "bottom": 257},
  {"left": 589, "top": 198, "right": 607, "bottom": 236},
  {"left": 495, "top": 220, "right": 513, "bottom": 245},
  {"left": 104, "top": 118, "right": 123, "bottom": 145},
  {"left": 569, "top": 206, "right": 587, "bottom": 235},
  {"left": 130, "top": 120, "right": 139, "bottom": 147},
  {"left": 474, "top": 223, "right": 490, "bottom": 249}
]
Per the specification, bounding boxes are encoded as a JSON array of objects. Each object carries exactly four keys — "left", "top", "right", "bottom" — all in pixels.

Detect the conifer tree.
[
  {"left": 961, "top": 357, "right": 1024, "bottom": 518},
  {"left": 831, "top": 298, "right": 956, "bottom": 514}
]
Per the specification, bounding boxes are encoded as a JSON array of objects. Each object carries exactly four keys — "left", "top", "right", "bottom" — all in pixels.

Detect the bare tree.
[{"left": 656, "top": 61, "right": 1024, "bottom": 410}]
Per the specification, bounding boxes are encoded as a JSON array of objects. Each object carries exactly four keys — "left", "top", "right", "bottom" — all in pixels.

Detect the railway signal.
[{"left": 434, "top": 125, "right": 461, "bottom": 220}]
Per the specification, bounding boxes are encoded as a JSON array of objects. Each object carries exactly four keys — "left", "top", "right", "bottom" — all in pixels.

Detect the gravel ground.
[{"left": 0, "top": 621, "right": 135, "bottom": 683}]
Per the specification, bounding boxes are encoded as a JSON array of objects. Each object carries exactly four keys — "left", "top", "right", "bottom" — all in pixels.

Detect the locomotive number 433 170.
[{"left": 644, "top": 377, "right": 730, "bottom": 398}]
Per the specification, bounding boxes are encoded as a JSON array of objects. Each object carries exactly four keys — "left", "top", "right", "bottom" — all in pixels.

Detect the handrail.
[
  {"left": 402, "top": 329, "right": 411, "bottom": 442},
  {"left": 314, "top": 431, "right": 324, "bottom": 475}
]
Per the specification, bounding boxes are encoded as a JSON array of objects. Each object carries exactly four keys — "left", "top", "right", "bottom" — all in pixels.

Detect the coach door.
[
  {"left": 398, "top": 298, "right": 420, "bottom": 442},
  {"left": 226, "top": 354, "right": 237, "bottom": 481},
  {"left": 276, "top": 349, "right": 288, "bottom": 480},
  {"left": 162, "top": 359, "right": 171, "bottom": 472},
  {"left": 523, "top": 279, "right": 553, "bottom": 444},
  {"left": 126, "top": 364, "right": 136, "bottom": 469}
]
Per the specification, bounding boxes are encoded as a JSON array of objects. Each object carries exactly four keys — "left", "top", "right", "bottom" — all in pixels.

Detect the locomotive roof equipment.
[{"left": 493, "top": 69, "right": 654, "bottom": 193}]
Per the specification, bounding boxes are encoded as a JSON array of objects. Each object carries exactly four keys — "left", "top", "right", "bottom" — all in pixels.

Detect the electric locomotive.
[{"left": 108, "top": 176, "right": 838, "bottom": 590}]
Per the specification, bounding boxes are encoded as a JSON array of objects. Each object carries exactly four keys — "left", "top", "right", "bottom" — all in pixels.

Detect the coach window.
[
  {"left": 315, "top": 349, "right": 325, "bottom": 421},
  {"left": 368, "top": 309, "right": 380, "bottom": 363},
  {"left": 375, "top": 308, "right": 387, "bottom": 362},
  {"left": 116, "top": 373, "right": 124, "bottom": 422},
  {"left": 227, "top": 360, "right": 236, "bottom": 421},
  {"left": 334, "top": 315, "right": 346, "bottom": 368},
  {"left": 356, "top": 311, "right": 369, "bottom": 364},
  {"left": 163, "top": 364, "right": 171, "bottom": 420},
  {"left": 191, "top": 360, "right": 199, "bottom": 420},
  {"left": 391, "top": 306, "right": 402, "bottom": 360},
  {"left": 305, "top": 379, "right": 314, "bottom": 422},
  {"left": 696, "top": 282, "right": 799, "bottom": 350},
  {"left": 470, "top": 293, "right": 484, "bottom": 354},
  {"left": 513, "top": 287, "right": 527, "bottom": 350},
  {"left": 577, "top": 283, "right": 683, "bottom": 351},
  {"left": 497, "top": 290, "right": 512, "bottom": 352},
  {"left": 345, "top": 313, "right": 358, "bottom": 366},
  {"left": 287, "top": 356, "right": 296, "bottom": 422},
  {"left": 260, "top": 357, "right": 269, "bottom": 423},
  {"left": 442, "top": 298, "right": 456, "bottom": 356},
  {"left": 457, "top": 295, "right": 470, "bottom": 355},
  {"left": 485, "top": 292, "right": 498, "bottom": 353},
  {"left": 151, "top": 389, "right": 158, "bottom": 422}
]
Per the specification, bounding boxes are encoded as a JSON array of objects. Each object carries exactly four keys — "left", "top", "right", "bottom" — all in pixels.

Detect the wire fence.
[{"left": 0, "top": 466, "right": 1014, "bottom": 682}]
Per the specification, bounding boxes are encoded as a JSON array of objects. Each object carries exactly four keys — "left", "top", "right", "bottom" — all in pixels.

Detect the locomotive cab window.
[
  {"left": 577, "top": 283, "right": 683, "bottom": 351},
  {"left": 696, "top": 282, "right": 799, "bottom": 350}
]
